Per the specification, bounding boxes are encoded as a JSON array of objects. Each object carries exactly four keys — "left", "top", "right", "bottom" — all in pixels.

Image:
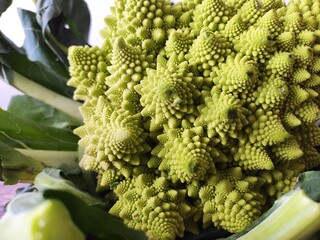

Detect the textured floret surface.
[{"left": 68, "top": 0, "right": 320, "bottom": 239}]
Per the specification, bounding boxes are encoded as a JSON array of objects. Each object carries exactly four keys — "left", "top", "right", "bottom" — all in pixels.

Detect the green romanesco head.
[{"left": 67, "top": 0, "right": 320, "bottom": 239}]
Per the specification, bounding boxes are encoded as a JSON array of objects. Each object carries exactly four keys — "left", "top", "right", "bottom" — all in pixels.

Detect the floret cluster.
[{"left": 67, "top": 0, "right": 320, "bottom": 239}]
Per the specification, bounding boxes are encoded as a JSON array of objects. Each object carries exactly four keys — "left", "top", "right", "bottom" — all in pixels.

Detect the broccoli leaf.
[
  {"left": 35, "top": 0, "right": 90, "bottom": 65},
  {"left": 296, "top": 171, "right": 320, "bottom": 203},
  {"left": 0, "top": 10, "right": 74, "bottom": 98},
  {"left": 7, "top": 95, "right": 80, "bottom": 129},
  {"left": 0, "top": 108, "right": 78, "bottom": 150},
  {"left": 43, "top": 189, "right": 148, "bottom": 240},
  {"left": 34, "top": 168, "right": 102, "bottom": 206},
  {"left": 36, "top": 0, "right": 90, "bottom": 43},
  {"left": 0, "top": 0, "right": 12, "bottom": 17},
  {"left": 17, "top": 8, "right": 73, "bottom": 93}
]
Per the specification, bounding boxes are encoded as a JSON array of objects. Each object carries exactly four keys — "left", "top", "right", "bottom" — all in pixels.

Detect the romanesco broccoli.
[{"left": 67, "top": 0, "right": 320, "bottom": 239}]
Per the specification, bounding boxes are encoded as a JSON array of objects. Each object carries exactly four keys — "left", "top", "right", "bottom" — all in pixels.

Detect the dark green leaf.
[
  {"left": 36, "top": 0, "right": 90, "bottom": 43},
  {"left": 7, "top": 95, "right": 80, "bottom": 129},
  {"left": 0, "top": 142, "right": 44, "bottom": 184},
  {"left": 0, "top": 0, "right": 12, "bottom": 17},
  {"left": 0, "top": 11, "right": 74, "bottom": 98},
  {"left": 43, "top": 189, "right": 148, "bottom": 240},
  {"left": 18, "top": 8, "right": 73, "bottom": 90},
  {"left": 0, "top": 108, "right": 78, "bottom": 150},
  {"left": 296, "top": 171, "right": 320, "bottom": 203},
  {"left": 36, "top": 0, "right": 90, "bottom": 65},
  {"left": 19, "top": 8, "right": 63, "bottom": 65}
]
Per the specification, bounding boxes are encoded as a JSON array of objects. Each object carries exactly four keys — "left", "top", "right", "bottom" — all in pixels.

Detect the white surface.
[{"left": 0, "top": 0, "right": 112, "bottom": 110}]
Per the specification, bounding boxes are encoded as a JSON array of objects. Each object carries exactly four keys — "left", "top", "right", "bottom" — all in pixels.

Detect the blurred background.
[{"left": 0, "top": 0, "right": 112, "bottom": 109}]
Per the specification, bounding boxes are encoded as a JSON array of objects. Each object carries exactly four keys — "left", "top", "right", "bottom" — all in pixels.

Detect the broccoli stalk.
[
  {"left": 9, "top": 71, "right": 82, "bottom": 122},
  {"left": 15, "top": 148, "right": 79, "bottom": 170},
  {"left": 0, "top": 142, "right": 78, "bottom": 184}
]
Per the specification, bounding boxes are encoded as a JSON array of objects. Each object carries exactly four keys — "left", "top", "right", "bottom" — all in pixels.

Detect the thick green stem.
[
  {"left": 15, "top": 148, "right": 78, "bottom": 169},
  {"left": 237, "top": 190, "right": 320, "bottom": 240},
  {"left": 11, "top": 72, "right": 82, "bottom": 122}
]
